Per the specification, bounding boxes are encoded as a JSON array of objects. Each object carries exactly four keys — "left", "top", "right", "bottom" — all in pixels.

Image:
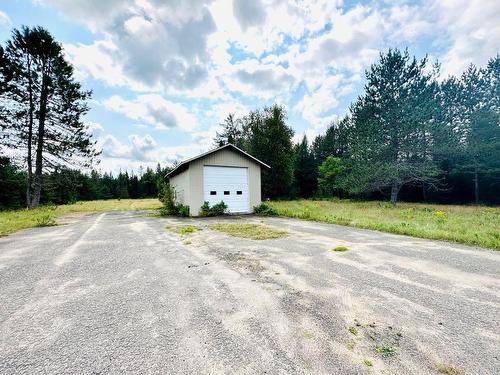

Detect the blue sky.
[{"left": 1, "top": 0, "right": 498, "bottom": 173}]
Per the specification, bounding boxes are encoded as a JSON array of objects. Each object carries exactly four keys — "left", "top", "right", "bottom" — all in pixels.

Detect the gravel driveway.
[{"left": 0, "top": 211, "right": 498, "bottom": 374}]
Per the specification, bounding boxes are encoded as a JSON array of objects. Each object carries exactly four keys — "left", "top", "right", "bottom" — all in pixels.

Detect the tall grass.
[
  {"left": 0, "top": 199, "right": 161, "bottom": 236},
  {"left": 268, "top": 199, "right": 500, "bottom": 249}
]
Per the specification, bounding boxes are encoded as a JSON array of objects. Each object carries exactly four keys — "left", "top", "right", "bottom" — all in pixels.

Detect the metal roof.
[{"left": 166, "top": 143, "right": 271, "bottom": 178}]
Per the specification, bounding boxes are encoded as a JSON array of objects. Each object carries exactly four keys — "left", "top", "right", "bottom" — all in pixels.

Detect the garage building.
[{"left": 166, "top": 144, "right": 270, "bottom": 216}]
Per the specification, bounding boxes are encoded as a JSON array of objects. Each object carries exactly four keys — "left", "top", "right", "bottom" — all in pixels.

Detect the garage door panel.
[{"left": 203, "top": 166, "right": 249, "bottom": 213}]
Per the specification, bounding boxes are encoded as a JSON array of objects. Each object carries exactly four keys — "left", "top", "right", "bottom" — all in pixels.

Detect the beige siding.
[
  {"left": 169, "top": 167, "right": 190, "bottom": 206},
  {"left": 188, "top": 148, "right": 262, "bottom": 216}
]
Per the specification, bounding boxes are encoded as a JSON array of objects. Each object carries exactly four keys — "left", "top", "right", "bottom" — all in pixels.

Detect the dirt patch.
[{"left": 219, "top": 251, "right": 266, "bottom": 274}]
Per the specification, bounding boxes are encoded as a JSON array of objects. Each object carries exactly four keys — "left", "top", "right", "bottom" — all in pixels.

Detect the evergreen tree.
[
  {"left": 129, "top": 174, "right": 141, "bottom": 199},
  {"left": 453, "top": 58, "right": 500, "bottom": 203},
  {"left": 247, "top": 105, "right": 294, "bottom": 198},
  {"left": 140, "top": 167, "right": 158, "bottom": 197},
  {"left": 0, "top": 157, "right": 26, "bottom": 209},
  {"left": 312, "top": 118, "right": 350, "bottom": 165},
  {"left": 1, "top": 26, "right": 98, "bottom": 207},
  {"left": 343, "top": 49, "right": 441, "bottom": 204},
  {"left": 117, "top": 171, "right": 129, "bottom": 199},
  {"left": 214, "top": 113, "right": 247, "bottom": 148},
  {"left": 293, "top": 136, "right": 317, "bottom": 198}
]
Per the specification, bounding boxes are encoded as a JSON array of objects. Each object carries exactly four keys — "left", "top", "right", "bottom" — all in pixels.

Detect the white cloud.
[
  {"left": 294, "top": 74, "right": 348, "bottom": 130},
  {"left": 63, "top": 40, "right": 136, "bottom": 88},
  {"left": 206, "top": 100, "right": 249, "bottom": 123},
  {"left": 289, "top": 5, "right": 386, "bottom": 91},
  {"left": 430, "top": 0, "right": 500, "bottom": 76},
  {"left": 86, "top": 121, "right": 104, "bottom": 138},
  {"left": 0, "top": 10, "right": 11, "bottom": 27},
  {"left": 102, "top": 94, "right": 197, "bottom": 131},
  {"left": 38, "top": 0, "right": 500, "bottom": 171},
  {"left": 97, "top": 133, "right": 213, "bottom": 173},
  {"left": 100, "top": 133, "right": 157, "bottom": 162},
  {"left": 232, "top": 0, "right": 266, "bottom": 31},
  {"left": 51, "top": 0, "right": 216, "bottom": 93},
  {"left": 223, "top": 59, "right": 296, "bottom": 99}
]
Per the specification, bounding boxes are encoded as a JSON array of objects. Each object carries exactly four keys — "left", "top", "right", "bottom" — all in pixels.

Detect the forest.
[
  {"left": 0, "top": 26, "right": 499, "bottom": 210},
  {"left": 215, "top": 50, "right": 499, "bottom": 205}
]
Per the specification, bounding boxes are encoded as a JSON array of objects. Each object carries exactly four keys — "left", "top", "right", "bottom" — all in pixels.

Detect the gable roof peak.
[{"left": 166, "top": 143, "right": 270, "bottom": 178}]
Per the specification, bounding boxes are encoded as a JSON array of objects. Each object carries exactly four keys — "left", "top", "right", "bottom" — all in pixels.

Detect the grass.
[
  {"left": 167, "top": 225, "right": 199, "bottom": 234},
  {"left": 0, "top": 198, "right": 161, "bottom": 236},
  {"left": 348, "top": 326, "right": 358, "bottom": 335},
  {"left": 209, "top": 223, "right": 288, "bottom": 240},
  {"left": 346, "top": 342, "right": 355, "bottom": 351},
  {"left": 303, "top": 331, "right": 315, "bottom": 340},
  {"left": 363, "top": 359, "right": 373, "bottom": 367},
  {"left": 268, "top": 199, "right": 500, "bottom": 249},
  {"left": 333, "top": 245, "right": 349, "bottom": 252},
  {"left": 436, "top": 363, "right": 465, "bottom": 375},
  {"left": 375, "top": 345, "right": 396, "bottom": 357}
]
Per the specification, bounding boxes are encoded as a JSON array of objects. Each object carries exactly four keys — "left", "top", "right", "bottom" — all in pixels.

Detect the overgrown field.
[
  {"left": 0, "top": 199, "right": 161, "bottom": 236},
  {"left": 268, "top": 200, "right": 500, "bottom": 249}
]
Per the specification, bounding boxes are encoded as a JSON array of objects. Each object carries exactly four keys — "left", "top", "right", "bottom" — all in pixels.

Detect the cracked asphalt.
[{"left": 0, "top": 211, "right": 499, "bottom": 374}]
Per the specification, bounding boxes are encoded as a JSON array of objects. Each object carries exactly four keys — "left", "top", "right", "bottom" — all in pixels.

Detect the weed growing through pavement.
[
  {"left": 332, "top": 245, "right": 349, "bottom": 252},
  {"left": 376, "top": 345, "right": 396, "bottom": 357},
  {"left": 348, "top": 326, "right": 358, "bottom": 335}
]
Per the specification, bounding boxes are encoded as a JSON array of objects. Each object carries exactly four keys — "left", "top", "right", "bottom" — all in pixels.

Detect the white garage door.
[{"left": 203, "top": 166, "right": 249, "bottom": 213}]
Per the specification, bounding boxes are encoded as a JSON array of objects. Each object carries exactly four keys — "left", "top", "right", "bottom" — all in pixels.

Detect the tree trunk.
[
  {"left": 390, "top": 182, "right": 400, "bottom": 205},
  {"left": 26, "top": 56, "right": 34, "bottom": 208},
  {"left": 30, "top": 70, "right": 48, "bottom": 208},
  {"left": 474, "top": 164, "right": 479, "bottom": 205},
  {"left": 422, "top": 182, "right": 427, "bottom": 202}
]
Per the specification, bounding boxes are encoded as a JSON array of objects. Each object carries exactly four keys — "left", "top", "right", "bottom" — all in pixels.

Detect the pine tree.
[
  {"left": 1, "top": 26, "right": 98, "bottom": 207},
  {"left": 0, "top": 157, "right": 26, "bottom": 209},
  {"left": 343, "top": 49, "right": 441, "bottom": 204},
  {"left": 293, "top": 136, "right": 317, "bottom": 197},
  {"left": 312, "top": 118, "right": 350, "bottom": 165},
  {"left": 214, "top": 113, "right": 247, "bottom": 148},
  {"left": 453, "top": 58, "right": 500, "bottom": 203},
  {"left": 247, "top": 105, "right": 294, "bottom": 198}
]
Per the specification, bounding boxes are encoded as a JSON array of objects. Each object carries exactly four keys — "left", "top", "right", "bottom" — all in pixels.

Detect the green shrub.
[
  {"left": 253, "top": 202, "right": 278, "bottom": 216},
  {"left": 159, "top": 183, "right": 190, "bottom": 217},
  {"left": 177, "top": 204, "right": 190, "bottom": 217},
  {"left": 36, "top": 212, "right": 56, "bottom": 227},
  {"left": 200, "top": 201, "right": 210, "bottom": 215},
  {"left": 199, "top": 201, "right": 228, "bottom": 217},
  {"left": 159, "top": 183, "right": 176, "bottom": 214}
]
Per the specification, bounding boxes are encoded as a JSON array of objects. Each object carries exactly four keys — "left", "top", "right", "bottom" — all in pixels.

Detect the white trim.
[{"left": 166, "top": 143, "right": 270, "bottom": 178}]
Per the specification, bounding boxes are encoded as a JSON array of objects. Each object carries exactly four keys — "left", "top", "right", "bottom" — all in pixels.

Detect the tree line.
[
  {"left": 0, "top": 158, "right": 169, "bottom": 209},
  {"left": 215, "top": 49, "right": 499, "bottom": 204}
]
